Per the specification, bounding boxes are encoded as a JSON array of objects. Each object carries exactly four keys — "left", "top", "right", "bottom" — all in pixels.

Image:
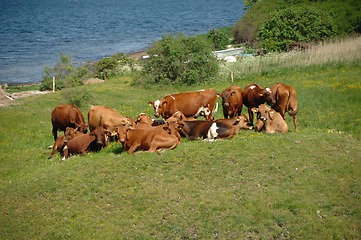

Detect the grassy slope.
[{"left": 0, "top": 63, "right": 360, "bottom": 238}]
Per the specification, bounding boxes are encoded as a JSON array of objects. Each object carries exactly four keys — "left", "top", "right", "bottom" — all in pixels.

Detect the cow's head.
[
  {"left": 252, "top": 104, "right": 276, "bottom": 131},
  {"left": 64, "top": 127, "right": 78, "bottom": 143},
  {"left": 148, "top": 100, "right": 167, "bottom": 118},
  {"left": 90, "top": 126, "right": 111, "bottom": 147},
  {"left": 234, "top": 114, "right": 253, "bottom": 130},
  {"left": 166, "top": 111, "right": 186, "bottom": 123},
  {"left": 262, "top": 88, "right": 276, "bottom": 105},
  {"left": 76, "top": 123, "right": 88, "bottom": 134},
  {"left": 136, "top": 113, "right": 154, "bottom": 125}
]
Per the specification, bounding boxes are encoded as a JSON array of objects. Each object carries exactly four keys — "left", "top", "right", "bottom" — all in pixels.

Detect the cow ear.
[
  {"left": 148, "top": 102, "right": 153, "bottom": 106},
  {"left": 259, "top": 93, "right": 263, "bottom": 96},
  {"left": 251, "top": 107, "right": 258, "bottom": 112},
  {"left": 163, "top": 102, "right": 167, "bottom": 106},
  {"left": 74, "top": 127, "right": 78, "bottom": 132}
]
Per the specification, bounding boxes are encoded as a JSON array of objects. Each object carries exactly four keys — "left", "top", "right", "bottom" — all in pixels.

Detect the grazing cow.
[
  {"left": 252, "top": 104, "right": 288, "bottom": 133},
  {"left": 116, "top": 124, "right": 179, "bottom": 154},
  {"left": 148, "top": 89, "right": 218, "bottom": 120},
  {"left": 219, "top": 85, "right": 243, "bottom": 119},
  {"left": 48, "top": 127, "right": 84, "bottom": 159},
  {"left": 88, "top": 105, "right": 135, "bottom": 132},
  {"left": 61, "top": 126, "right": 110, "bottom": 161},
  {"left": 264, "top": 83, "right": 298, "bottom": 130},
  {"left": 242, "top": 84, "right": 274, "bottom": 125},
  {"left": 51, "top": 104, "right": 88, "bottom": 141}
]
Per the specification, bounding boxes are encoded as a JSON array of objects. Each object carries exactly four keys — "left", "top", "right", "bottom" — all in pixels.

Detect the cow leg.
[
  {"left": 127, "top": 143, "right": 141, "bottom": 154},
  {"left": 52, "top": 126, "right": 58, "bottom": 141},
  {"left": 247, "top": 107, "right": 254, "bottom": 126},
  {"left": 293, "top": 116, "right": 297, "bottom": 131},
  {"left": 61, "top": 145, "right": 69, "bottom": 161}
]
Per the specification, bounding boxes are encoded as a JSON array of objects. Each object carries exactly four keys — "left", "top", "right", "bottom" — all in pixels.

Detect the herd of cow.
[{"left": 48, "top": 82, "right": 298, "bottom": 160}]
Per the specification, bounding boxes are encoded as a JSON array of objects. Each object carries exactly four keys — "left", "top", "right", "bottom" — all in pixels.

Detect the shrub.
[
  {"left": 40, "top": 52, "right": 92, "bottom": 91},
  {"left": 94, "top": 52, "right": 135, "bottom": 79},
  {"left": 207, "top": 29, "right": 230, "bottom": 50},
  {"left": 258, "top": 6, "right": 337, "bottom": 51},
  {"left": 61, "top": 87, "right": 91, "bottom": 108},
  {"left": 138, "top": 33, "right": 218, "bottom": 85}
]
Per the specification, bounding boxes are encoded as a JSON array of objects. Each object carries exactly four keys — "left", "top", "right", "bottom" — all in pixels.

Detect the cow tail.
[
  {"left": 213, "top": 102, "right": 218, "bottom": 113},
  {"left": 288, "top": 109, "right": 298, "bottom": 117}
]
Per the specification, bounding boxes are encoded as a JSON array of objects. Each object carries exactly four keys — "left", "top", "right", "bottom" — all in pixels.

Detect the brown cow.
[
  {"left": 116, "top": 124, "right": 179, "bottom": 154},
  {"left": 135, "top": 113, "right": 181, "bottom": 142},
  {"left": 214, "top": 113, "right": 253, "bottom": 134},
  {"left": 242, "top": 84, "right": 274, "bottom": 125},
  {"left": 252, "top": 104, "right": 288, "bottom": 133},
  {"left": 48, "top": 127, "right": 84, "bottom": 159},
  {"left": 61, "top": 126, "right": 111, "bottom": 161},
  {"left": 264, "top": 83, "right": 298, "bottom": 130},
  {"left": 88, "top": 105, "right": 135, "bottom": 132},
  {"left": 219, "top": 85, "right": 243, "bottom": 119},
  {"left": 51, "top": 104, "right": 88, "bottom": 141},
  {"left": 176, "top": 118, "right": 236, "bottom": 141},
  {"left": 148, "top": 89, "right": 218, "bottom": 120}
]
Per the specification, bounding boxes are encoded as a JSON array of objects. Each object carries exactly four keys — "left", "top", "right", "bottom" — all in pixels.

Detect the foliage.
[
  {"left": 207, "top": 29, "right": 230, "bottom": 50},
  {"left": 40, "top": 52, "right": 92, "bottom": 91},
  {"left": 61, "top": 87, "right": 91, "bottom": 108},
  {"left": 93, "top": 52, "right": 135, "bottom": 80},
  {"left": 243, "top": 0, "right": 257, "bottom": 10},
  {"left": 138, "top": 33, "right": 218, "bottom": 85},
  {"left": 232, "top": 0, "right": 278, "bottom": 46},
  {"left": 258, "top": 6, "right": 337, "bottom": 51}
]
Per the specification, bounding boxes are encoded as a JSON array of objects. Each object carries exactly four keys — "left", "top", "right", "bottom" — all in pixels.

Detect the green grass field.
[{"left": 1, "top": 39, "right": 360, "bottom": 239}]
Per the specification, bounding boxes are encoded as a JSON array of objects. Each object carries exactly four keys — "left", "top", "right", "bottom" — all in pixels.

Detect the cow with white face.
[{"left": 148, "top": 89, "right": 218, "bottom": 120}]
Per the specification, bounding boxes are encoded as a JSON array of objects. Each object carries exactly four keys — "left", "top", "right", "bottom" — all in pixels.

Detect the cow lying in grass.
[
  {"left": 252, "top": 104, "right": 288, "bottom": 133},
  {"left": 48, "top": 127, "right": 84, "bottom": 159}
]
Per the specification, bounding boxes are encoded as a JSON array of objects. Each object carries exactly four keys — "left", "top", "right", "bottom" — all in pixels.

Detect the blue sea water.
[{"left": 0, "top": 0, "right": 245, "bottom": 85}]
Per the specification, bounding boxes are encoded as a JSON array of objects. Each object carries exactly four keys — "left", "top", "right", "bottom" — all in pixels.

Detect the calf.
[
  {"left": 116, "top": 124, "right": 179, "bottom": 154},
  {"left": 51, "top": 104, "right": 88, "bottom": 141},
  {"left": 252, "top": 104, "right": 288, "bottom": 133},
  {"left": 219, "top": 85, "right": 243, "bottom": 118},
  {"left": 48, "top": 127, "right": 84, "bottom": 159},
  {"left": 242, "top": 84, "right": 274, "bottom": 125},
  {"left": 264, "top": 83, "right": 298, "bottom": 130},
  {"left": 61, "top": 126, "right": 110, "bottom": 161}
]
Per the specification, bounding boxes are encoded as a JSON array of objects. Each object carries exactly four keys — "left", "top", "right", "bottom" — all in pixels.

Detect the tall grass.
[
  {"left": 0, "top": 38, "right": 360, "bottom": 239},
  {"left": 219, "top": 36, "right": 361, "bottom": 78}
]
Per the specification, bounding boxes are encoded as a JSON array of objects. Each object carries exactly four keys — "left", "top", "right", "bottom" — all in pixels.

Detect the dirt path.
[{"left": 0, "top": 88, "right": 51, "bottom": 107}]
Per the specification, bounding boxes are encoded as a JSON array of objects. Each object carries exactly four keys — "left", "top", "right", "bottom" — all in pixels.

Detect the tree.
[{"left": 258, "top": 6, "right": 337, "bottom": 51}]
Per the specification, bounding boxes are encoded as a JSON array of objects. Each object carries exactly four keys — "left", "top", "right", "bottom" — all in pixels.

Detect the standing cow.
[
  {"left": 51, "top": 104, "right": 88, "bottom": 141},
  {"left": 219, "top": 85, "right": 243, "bottom": 119},
  {"left": 148, "top": 89, "right": 218, "bottom": 121},
  {"left": 265, "top": 83, "right": 298, "bottom": 130},
  {"left": 242, "top": 84, "right": 274, "bottom": 125}
]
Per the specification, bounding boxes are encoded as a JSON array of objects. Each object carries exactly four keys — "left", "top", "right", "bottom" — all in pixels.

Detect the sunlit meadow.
[{"left": 0, "top": 37, "right": 360, "bottom": 239}]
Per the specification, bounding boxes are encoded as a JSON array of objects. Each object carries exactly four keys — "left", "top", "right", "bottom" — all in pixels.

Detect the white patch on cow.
[
  {"left": 197, "top": 89, "right": 205, "bottom": 92},
  {"left": 170, "top": 95, "right": 175, "bottom": 100},
  {"left": 249, "top": 85, "right": 256, "bottom": 89},
  {"left": 194, "top": 106, "right": 211, "bottom": 118},
  {"left": 207, "top": 122, "right": 219, "bottom": 139},
  {"left": 266, "top": 87, "right": 272, "bottom": 93},
  {"left": 61, "top": 156, "right": 66, "bottom": 161},
  {"left": 154, "top": 100, "right": 160, "bottom": 109},
  {"left": 64, "top": 146, "right": 68, "bottom": 150}
]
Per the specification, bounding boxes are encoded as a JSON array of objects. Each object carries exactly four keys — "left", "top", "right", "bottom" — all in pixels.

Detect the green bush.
[
  {"left": 207, "top": 29, "right": 230, "bottom": 50},
  {"left": 94, "top": 52, "right": 135, "bottom": 79},
  {"left": 61, "top": 87, "right": 91, "bottom": 108},
  {"left": 258, "top": 6, "right": 337, "bottom": 51},
  {"left": 40, "top": 52, "right": 92, "bottom": 91},
  {"left": 138, "top": 33, "right": 218, "bottom": 85}
]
